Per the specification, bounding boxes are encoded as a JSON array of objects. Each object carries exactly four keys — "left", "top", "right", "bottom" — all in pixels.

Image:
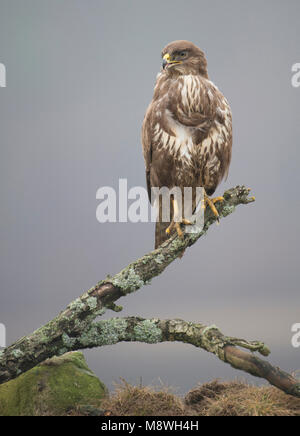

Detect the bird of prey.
[{"left": 142, "top": 40, "right": 232, "bottom": 249}]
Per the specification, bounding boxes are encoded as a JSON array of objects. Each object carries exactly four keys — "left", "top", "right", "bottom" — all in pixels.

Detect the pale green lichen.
[
  {"left": 62, "top": 333, "right": 77, "bottom": 348},
  {"left": 221, "top": 204, "right": 235, "bottom": 217},
  {"left": 79, "top": 325, "right": 100, "bottom": 347},
  {"left": 111, "top": 266, "right": 145, "bottom": 293},
  {"left": 168, "top": 320, "right": 190, "bottom": 335},
  {"left": 94, "top": 308, "right": 106, "bottom": 317},
  {"left": 200, "top": 325, "right": 226, "bottom": 360},
  {"left": 86, "top": 297, "right": 98, "bottom": 311},
  {"left": 134, "top": 320, "right": 162, "bottom": 344},
  {"left": 201, "top": 325, "right": 219, "bottom": 336},
  {"left": 155, "top": 254, "right": 165, "bottom": 265},
  {"left": 11, "top": 349, "right": 24, "bottom": 359},
  {"left": 73, "top": 318, "right": 83, "bottom": 329},
  {"left": 80, "top": 318, "right": 128, "bottom": 347},
  {"left": 141, "top": 255, "right": 152, "bottom": 265},
  {"left": 68, "top": 298, "right": 86, "bottom": 312},
  {"left": 35, "top": 324, "right": 56, "bottom": 344},
  {"left": 36, "top": 333, "right": 51, "bottom": 345}
]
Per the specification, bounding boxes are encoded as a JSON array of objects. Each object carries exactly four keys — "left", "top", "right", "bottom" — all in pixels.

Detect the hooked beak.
[{"left": 162, "top": 53, "right": 182, "bottom": 70}]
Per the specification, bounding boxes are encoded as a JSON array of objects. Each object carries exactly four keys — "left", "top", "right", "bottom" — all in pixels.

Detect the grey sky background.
[{"left": 0, "top": 0, "right": 299, "bottom": 394}]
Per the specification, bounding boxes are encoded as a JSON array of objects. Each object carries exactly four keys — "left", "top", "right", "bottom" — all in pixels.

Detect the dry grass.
[
  {"left": 100, "top": 379, "right": 188, "bottom": 416},
  {"left": 185, "top": 380, "right": 300, "bottom": 416},
  {"left": 99, "top": 379, "right": 300, "bottom": 417}
]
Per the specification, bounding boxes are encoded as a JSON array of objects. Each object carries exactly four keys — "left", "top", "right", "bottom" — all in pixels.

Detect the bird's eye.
[{"left": 180, "top": 51, "right": 187, "bottom": 57}]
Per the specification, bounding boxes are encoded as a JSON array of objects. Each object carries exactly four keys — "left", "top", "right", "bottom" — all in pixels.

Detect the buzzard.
[{"left": 142, "top": 40, "right": 232, "bottom": 248}]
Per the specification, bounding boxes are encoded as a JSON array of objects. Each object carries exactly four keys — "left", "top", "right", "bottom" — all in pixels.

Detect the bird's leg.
[
  {"left": 203, "top": 191, "right": 224, "bottom": 221},
  {"left": 166, "top": 197, "right": 193, "bottom": 239}
]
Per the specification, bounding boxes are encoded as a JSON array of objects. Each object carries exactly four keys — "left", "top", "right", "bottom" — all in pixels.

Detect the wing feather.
[{"left": 141, "top": 106, "right": 153, "bottom": 202}]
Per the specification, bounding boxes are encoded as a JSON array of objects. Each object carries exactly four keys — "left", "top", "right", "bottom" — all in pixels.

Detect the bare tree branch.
[{"left": 1, "top": 185, "right": 299, "bottom": 398}]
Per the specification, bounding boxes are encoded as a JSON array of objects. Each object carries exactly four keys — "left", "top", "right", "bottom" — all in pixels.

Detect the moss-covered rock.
[{"left": 0, "top": 352, "right": 106, "bottom": 416}]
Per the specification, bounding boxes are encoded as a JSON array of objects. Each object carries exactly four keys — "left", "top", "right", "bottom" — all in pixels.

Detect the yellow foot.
[
  {"left": 166, "top": 219, "right": 193, "bottom": 239},
  {"left": 182, "top": 218, "right": 193, "bottom": 225},
  {"left": 203, "top": 194, "right": 224, "bottom": 221}
]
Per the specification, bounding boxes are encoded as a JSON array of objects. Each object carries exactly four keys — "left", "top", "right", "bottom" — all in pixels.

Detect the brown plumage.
[{"left": 142, "top": 40, "right": 232, "bottom": 249}]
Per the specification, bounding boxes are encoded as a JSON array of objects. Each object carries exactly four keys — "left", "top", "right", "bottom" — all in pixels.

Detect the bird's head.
[{"left": 161, "top": 40, "right": 208, "bottom": 78}]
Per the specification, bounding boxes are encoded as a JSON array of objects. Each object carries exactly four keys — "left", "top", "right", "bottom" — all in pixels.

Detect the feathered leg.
[{"left": 165, "top": 196, "right": 193, "bottom": 239}]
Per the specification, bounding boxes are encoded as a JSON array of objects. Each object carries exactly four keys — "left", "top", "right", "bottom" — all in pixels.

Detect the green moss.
[{"left": 0, "top": 352, "right": 106, "bottom": 416}]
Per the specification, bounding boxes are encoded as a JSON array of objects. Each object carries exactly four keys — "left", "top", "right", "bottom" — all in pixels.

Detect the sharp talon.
[
  {"left": 166, "top": 216, "right": 194, "bottom": 238},
  {"left": 166, "top": 221, "right": 175, "bottom": 235}
]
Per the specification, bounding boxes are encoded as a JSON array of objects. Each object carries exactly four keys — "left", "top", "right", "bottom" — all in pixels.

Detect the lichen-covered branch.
[
  {"left": 3, "top": 185, "right": 298, "bottom": 399},
  {"left": 72, "top": 317, "right": 300, "bottom": 397},
  {"left": 0, "top": 185, "right": 253, "bottom": 384}
]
